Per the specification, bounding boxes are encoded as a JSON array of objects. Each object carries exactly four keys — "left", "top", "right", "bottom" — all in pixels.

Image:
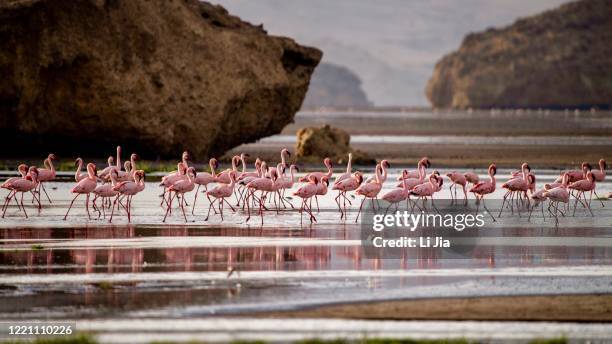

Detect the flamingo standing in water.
[
  {"left": 528, "top": 175, "right": 547, "bottom": 221},
  {"left": 245, "top": 169, "right": 278, "bottom": 225},
  {"left": 92, "top": 168, "right": 120, "bottom": 219},
  {"left": 543, "top": 173, "right": 570, "bottom": 224},
  {"left": 36, "top": 153, "right": 57, "bottom": 204},
  {"left": 354, "top": 163, "right": 385, "bottom": 222},
  {"left": 446, "top": 171, "right": 468, "bottom": 205},
  {"left": 568, "top": 171, "right": 596, "bottom": 216},
  {"left": 191, "top": 158, "right": 220, "bottom": 214},
  {"left": 206, "top": 171, "right": 238, "bottom": 222},
  {"left": 398, "top": 157, "right": 430, "bottom": 181},
  {"left": 332, "top": 171, "right": 363, "bottom": 220},
  {"left": 312, "top": 176, "right": 329, "bottom": 212},
  {"left": 267, "top": 148, "right": 290, "bottom": 178},
  {"left": 64, "top": 163, "right": 97, "bottom": 220},
  {"left": 334, "top": 153, "right": 353, "bottom": 185},
  {"left": 498, "top": 163, "right": 531, "bottom": 217},
  {"left": 382, "top": 170, "right": 410, "bottom": 213},
  {"left": 2, "top": 164, "right": 31, "bottom": 213},
  {"left": 464, "top": 172, "right": 479, "bottom": 186},
  {"left": 216, "top": 155, "right": 240, "bottom": 184},
  {"left": 98, "top": 156, "right": 116, "bottom": 181},
  {"left": 160, "top": 162, "right": 187, "bottom": 208},
  {"left": 110, "top": 170, "right": 145, "bottom": 223},
  {"left": 2, "top": 167, "right": 39, "bottom": 218},
  {"left": 294, "top": 175, "right": 319, "bottom": 224},
  {"left": 366, "top": 160, "right": 390, "bottom": 183},
  {"left": 555, "top": 162, "right": 591, "bottom": 183},
  {"left": 411, "top": 172, "right": 443, "bottom": 213},
  {"left": 300, "top": 157, "right": 333, "bottom": 183},
  {"left": 163, "top": 167, "right": 196, "bottom": 222},
  {"left": 589, "top": 158, "right": 606, "bottom": 207},
  {"left": 469, "top": 163, "right": 497, "bottom": 222}
]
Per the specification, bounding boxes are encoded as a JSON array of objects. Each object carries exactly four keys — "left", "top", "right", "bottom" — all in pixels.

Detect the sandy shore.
[{"left": 257, "top": 294, "right": 612, "bottom": 322}]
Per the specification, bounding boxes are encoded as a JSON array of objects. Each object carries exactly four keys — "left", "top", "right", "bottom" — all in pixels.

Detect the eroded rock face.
[
  {"left": 0, "top": 0, "right": 321, "bottom": 158},
  {"left": 302, "top": 63, "right": 372, "bottom": 109},
  {"left": 426, "top": 0, "right": 612, "bottom": 109},
  {"left": 295, "top": 125, "right": 374, "bottom": 165}
]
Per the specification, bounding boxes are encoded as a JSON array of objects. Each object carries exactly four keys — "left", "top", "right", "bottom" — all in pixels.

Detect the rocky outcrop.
[
  {"left": 295, "top": 125, "right": 374, "bottom": 165},
  {"left": 0, "top": 0, "right": 321, "bottom": 159},
  {"left": 302, "top": 63, "right": 372, "bottom": 109},
  {"left": 426, "top": 0, "right": 612, "bottom": 109}
]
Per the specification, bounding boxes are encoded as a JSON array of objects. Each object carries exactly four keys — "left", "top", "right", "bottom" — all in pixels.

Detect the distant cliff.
[
  {"left": 302, "top": 63, "right": 372, "bottom": 109},
  {"left": 0, "top": 0, "right": 321, "bottom": 158},
  {"left": 426, "top": 0, "right": 612, "bottom": 109}
]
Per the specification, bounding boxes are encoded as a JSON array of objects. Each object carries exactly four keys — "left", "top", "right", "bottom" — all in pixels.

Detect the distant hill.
[
  {"left": 302, "top": 63, "right": 372, "bottom": 109},
  {"left": 426, "top": 0, "right": 612, "bottom": 109}
]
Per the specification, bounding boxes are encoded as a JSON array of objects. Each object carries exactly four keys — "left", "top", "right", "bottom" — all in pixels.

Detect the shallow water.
[{"left": 0, "top": 173, "right": 611, "bottom": 341}]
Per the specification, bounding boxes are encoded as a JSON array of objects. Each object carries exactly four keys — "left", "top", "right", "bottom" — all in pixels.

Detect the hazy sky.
[{"left": 210, "top": 0, "right": 571, "bottom": 106}]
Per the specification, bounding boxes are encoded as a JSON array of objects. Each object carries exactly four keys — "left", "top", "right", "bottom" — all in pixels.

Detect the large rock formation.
[
  {"left": 426, "top": 0, "right": 612, "bottom": 109},
  {"left": 302, "top": 63, "right": 372, "bottom": 109},
  {"left": 295, "top": 125, "right": 374, "bottom": 165},
  {"left": 0, "top": 0, "right": 321, "bottom": 159}
]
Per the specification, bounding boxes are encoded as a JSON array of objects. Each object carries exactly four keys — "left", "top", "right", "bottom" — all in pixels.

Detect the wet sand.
[{"left": 258, "top": 294, "right": 612, "bottom": 322}]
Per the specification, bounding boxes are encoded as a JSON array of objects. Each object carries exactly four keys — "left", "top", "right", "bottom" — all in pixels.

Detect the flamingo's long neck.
[
  {"left": 380, "top": 164, "right": 388, "bottom": 183},
  {"left": 47, "top": 158, "right": 55, "bottom": 173},
  {"left": 75, "top": 160, "right": 83, "bottom": 179},
  {"left": 281, "top": 151, "right": 287, "bottom": 167},
  {"left": 43, "top": 158, "right": 50, "bottom": 170},
  {"left": 402, "top": 175, "right": 408, "bottom": 191},
  {"left": 418, "top": 163, "right": 425, "bottom": 181},
  {"left": 110, "top": 171, "right": 118, "bottom": 186},
  {"left": 116, "top": 148, "right": 122, "bottom": 169},
  {"left": 346, "top": 154, "right": 352, "bottom": 174},
  {"left": 131, "top": 156, "right": 137, "bottom": 171},
  {"left": 87, "top": 166, "right": 96, "bottom": 180},
  {"left": 290, "top": 167, "right": 296, "bottom": 183},
  {"left": 489, "top": 170, "right": 496, "bottom": 185},
  {"left": 375, "top": 166, "right": 382, "bottom": 184},
  {"left": 326, "top": 162, "right": 332, "bottom": 178},
  {"left": 210, "top": 161, "right": 217, "bottom": 177},
  {"left": 241, "top": 157, "right": 247, "bottom": 174},
  {"left": 232, "top": 157, "right": 237, "bottom": 172}
]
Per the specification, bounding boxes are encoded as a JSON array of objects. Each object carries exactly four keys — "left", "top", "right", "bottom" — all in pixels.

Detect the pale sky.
[{"left": 210, "top": 0, "right": 571, "bottom": 106}]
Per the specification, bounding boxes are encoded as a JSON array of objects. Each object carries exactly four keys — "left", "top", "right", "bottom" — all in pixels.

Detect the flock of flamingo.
[{"left": 0, "top": 146, "right": 607, "bottom": 225}]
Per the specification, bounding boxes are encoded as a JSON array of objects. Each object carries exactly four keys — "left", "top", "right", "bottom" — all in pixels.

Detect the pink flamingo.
[
  {"left": 300, "top": 157, "right": 333, "bottom": 182},
  {"left": 591, "top": 158, "right": 607, "bottom": 182},
  {"left": 398, "top": 157, "right": 430, "bottom": 180},
  {"left": 589, "top": 158, "right": 607, "bottom": 208},
  {"left": 382, "top": 169, "right": 410, "bottom": 213},
  {"left": 276, "top": 164, "right": 298, "bottom": 209},
  {"left": 237, "top": 161, "right": 266, "bottom": 208},
  {"left": 528, "top": 175, "right": 547, "bottom": 221},
  {"left": 128, "top": 153, "right": 139, "bottom": 181},
  {"left": 498, "top": 163, "right": 531, "bottom": 217},
  {"left": 395, "top": 160, "right": 427, "bottom": 190},
  {"left": 2, "top": 167, "right": 39, "bottom": 218},
  {"left": 163, "top": 167, "right": 197, "bottom": 222},
  {"left": 267, "top": 148, "right": 290, "bottom": 178},
  {"left": 334, "top": 153, "right": 353, "bottom": 185},
  {"left": 446, "top": 171, "right": 468, "bottom": 205},
  {"left": 312, "top": 176, "right": 329, "bottom": 212},
  {"left": 191, "top": 158, "right": 220, "bottom": 214},
  {"left": 2, "top": 164, "right": 28, "bottom": 189},
  {"left": 464, "top": 172, "right": 479, "bottom": 186},
  {"left": 64, "top": 163, "right": 97, "bottom": 220},
  {"left": 36, "top": 153, "right": 57, "bottom": 203},
  {"left": 332, "top": 171, "right": 363, "bottom": 219},
  {"left": 74, "top": 158, "right": 87, "bottom": 182},
  {"left": 354, "top": 163, "right": 384, "bottom": 222},
  {"left": 98, "top": 156, "right": 116, "bottom": 181},
  {"left": 206, "top": 171, "right": 238, "bottom": 222},
  {"left": 469, "top": 163, "right": 497, "bottom": 222},
  {"left": 411, "top": 172, "right": 443, "bottom": 213},
  {"left": 554, "top": 162, "right": 591, "bottom": 183},
  {"left": 110, "top": 170, "right": 145, "bottom": 223},
  {"left": 293, "top": 175, "right": 319, "bottom": 224},
  {"left": 543, "top": 173, "right": 570, "bottom": 224},
  {"left": 568, "top": 171, "right": 596, "bottom": 216},
  {"left": 245, "top": 169, "right": 278, "bottom": 225},
  {"left": 235, "top": 157, "right": 262, "bottom": 207},
  {"left": 366, "top": 160, "right": 390, "bottom": 183},
  {"left": 160, "top": 162, "right": 187, "bottom": 207},
  {"left": 92, "top": 168, "right": 120, "bottom": 218},
  {"left": 216, "top": 156, "right": 240, "bottom": 184}
]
